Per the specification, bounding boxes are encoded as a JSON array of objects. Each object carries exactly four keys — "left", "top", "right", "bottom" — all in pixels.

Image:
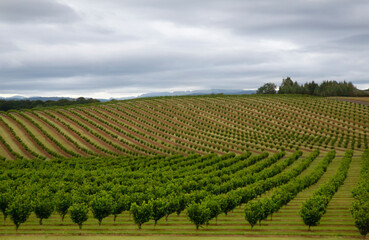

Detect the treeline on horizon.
[
  {"left": 0, "top": 97, "right": 100, "bottom": 112},
  {"left": 257, "top": 78, "right": 369, "bottom": 97}
]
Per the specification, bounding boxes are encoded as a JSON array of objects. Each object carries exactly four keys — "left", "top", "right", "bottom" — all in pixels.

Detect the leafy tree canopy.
[{"left": 257, "top": 83, "right": 277, "bottom": 94}]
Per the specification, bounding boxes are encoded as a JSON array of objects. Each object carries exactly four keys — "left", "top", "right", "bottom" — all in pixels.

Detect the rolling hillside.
[
  {"left": 0, "top": 94, "right": 368, "bottom": 160},
  {"left": 1, "top": 94, "right": 369, "bottom": 239}
]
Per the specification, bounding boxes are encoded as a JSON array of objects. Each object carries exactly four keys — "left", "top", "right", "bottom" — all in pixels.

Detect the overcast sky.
[{"left": 0, "top": 0, "right": 368, "bottom": 98}]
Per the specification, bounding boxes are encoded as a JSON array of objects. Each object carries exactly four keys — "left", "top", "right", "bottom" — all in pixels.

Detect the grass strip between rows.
[
  {"left": 300, "top": 150, "right": 353, "bottom": 230},
  {"left": 244, "top": 150, "right": 336, "bottom": 229}
]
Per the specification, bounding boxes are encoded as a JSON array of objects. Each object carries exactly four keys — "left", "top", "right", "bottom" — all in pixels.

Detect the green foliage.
[
  {"left": 276, "top": 77, "right": 367, "bottom": 96},
  {"left": 257, "top": 83, "right": 277, "bottom": 94},
  {"left": 218, "top": 193, "right": 241, "bottom": 216},
  {"left": 130, "top": 202, "right": 152, "bottom": 229},
  {"left": 278, "top": 77, "right": 301, "bottom": 94},
  {"left": 204, "top": 199, "right": 221, "bottom": 224},
  {"left": 111, "top": 194, "right": 130, "bottom": 223},
  {"left": 351, "top": 199, "right": 369, "bottom": 237},
  {"left": 90, "top": 191, "right": 113, "bottom": 225},
  {"left": 300, "top": 195, "right": 326, "bottom": 230},
  {"left": 55, "top": 191, "right": 73, "bottom": 222},
  {"left": 300, "top": 150, "right": 352, "bottom": 230},
  {"left": 149, "top": 198, "right": 166, "bottom": 225},
  {"left": 163, "top": 197, "right": 179, "bottom": 221},
  {"left": 34, "top": 192, "right": 54, "bottom": 225},
  {"left": 242, "top": 150, "right": 336, "bottom": 228},
  {"left": 0, "top": 148, "right": 361, "bottom": 235},
  {"left": 351, "top": 150, "right": 369, "bottom": 238},
  {"left": 7, "top": 194, "right": 33, "bottom": 230},
  {"left": 186, "top": 203, "right": 211, "bottom": 230},
  {"left": 245, "top": 197, "right": 274, "bottom": 227},
  {"left": 260, "top": 198, "right": 274, "bottom": 222},
  {"left": 69, "top": 203, "right": 89, "bottom": 230},
  {"left": 315, "top": 81, "right": 357, "bottom": 97},
  {"left": 0, "top": 97, "right": 100, "bottom": 111},
  {"left": 175, "top": 194, "right": 187, "bottom": 216},
  {"left": 303, "top": 81, "right": 319, "bottom": 95},
  {"left": 244, "top": 201, "right": 262, "bottom": 229},
  {"left": 0, "top": 193, "right": 10, "bottom": 223}
]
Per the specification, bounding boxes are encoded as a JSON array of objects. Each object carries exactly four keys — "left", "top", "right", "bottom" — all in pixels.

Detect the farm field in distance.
[
  {"left": 331, "top": 96, "right": 369, "bottom": 106},
  {"left": 0, "top": 94, "right": 368, "bottom": 239}
]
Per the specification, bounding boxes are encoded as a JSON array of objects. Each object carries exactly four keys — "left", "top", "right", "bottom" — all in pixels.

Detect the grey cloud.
[
  {"left": 333, "top": 34, "right": 369, "bottom": 46},
  {"left": 115, "top": 1, "right": 369, "bottom": 33},
  {"left": 0, "top": 0, "right": 79, "bottom": 23},
  {"left": 0, "top": 0, "right": 369, "bottom": 98}
]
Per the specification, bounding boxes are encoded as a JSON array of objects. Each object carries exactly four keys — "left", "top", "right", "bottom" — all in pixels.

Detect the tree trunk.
[
  {"left": 196, "top": 225, "right": 199, "bottom": 230},
  {"left": 138, "top": 224, "right": 142, "bottom": 230},
  {"left": 39, "top": 218, "right": 43, "bottom": 225},
  {"left": 114, "top": 215, "right": 117, "bottom": 224}
]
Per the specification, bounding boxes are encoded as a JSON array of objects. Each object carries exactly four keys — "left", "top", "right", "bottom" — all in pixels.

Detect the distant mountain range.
[{"left": 0, "top": 89, "right": 257, "bottom": 102}]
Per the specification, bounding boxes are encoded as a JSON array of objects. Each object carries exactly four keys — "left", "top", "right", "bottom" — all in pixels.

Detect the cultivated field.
[
  {"left": 0, "top": 95, "right": 368, "bottom": 159},
  {"left": 332, "top": 97, "right": 369, "bottom": 106},
  {"left": 0, "top": 95, "right": 368, "bottom": 239}
]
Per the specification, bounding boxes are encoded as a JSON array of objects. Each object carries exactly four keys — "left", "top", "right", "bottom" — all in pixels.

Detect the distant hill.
[
  {"left": 137, "top": 89, "right": 256, "bottom": 98},
  {"left": 1, "top": 89, "right": 257, "bottom": 102},
  {"left": 0, "top": 96, "right": 74, "bottom": 101},
  {"left": 99, "top": 89, "right": 257, "bottom": 101}
]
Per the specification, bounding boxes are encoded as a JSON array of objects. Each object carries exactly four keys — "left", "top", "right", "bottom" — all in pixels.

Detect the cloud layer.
[{"left": 1, "top": 0, "right": 368, "bottom": 98}]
